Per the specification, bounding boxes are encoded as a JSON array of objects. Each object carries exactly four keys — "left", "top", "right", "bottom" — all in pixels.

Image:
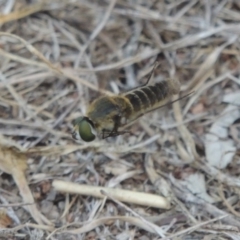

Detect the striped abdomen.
[{"left": 123, "top": 78, "right": 180, "bottom": 120}]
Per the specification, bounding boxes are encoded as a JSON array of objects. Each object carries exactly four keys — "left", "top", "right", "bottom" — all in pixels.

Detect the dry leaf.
[
  {"left": 205, "top": 92, "right": 240, "bottom": 169},
  {"left": 104, "top": 161, "right": 131, "bottom": 176},
  {"left": 191, "top": 102, "right": 205, "bottom": 115},
  {"left": 0, "top": 146, "right": 27, "bottom": 174},
  {"left": 0, "top": 208, "right": 13, "bottom": 228},
  {"left": 172, "top": 171, "right": 217, "bottom": 203}
]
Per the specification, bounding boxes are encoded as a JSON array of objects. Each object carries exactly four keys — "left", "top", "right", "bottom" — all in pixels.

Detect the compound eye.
[{"left": 73, "top": 117, "right": 96, "bottom": 142}]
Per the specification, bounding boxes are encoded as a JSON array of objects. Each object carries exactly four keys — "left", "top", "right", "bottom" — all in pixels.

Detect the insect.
[{"left": 72, "top": 68, "right": 181, "bottom": 142}]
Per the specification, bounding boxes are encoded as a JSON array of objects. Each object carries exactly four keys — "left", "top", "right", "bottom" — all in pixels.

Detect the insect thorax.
[{"left": 86, "top": 96, "right": 130, "bottom": 133}]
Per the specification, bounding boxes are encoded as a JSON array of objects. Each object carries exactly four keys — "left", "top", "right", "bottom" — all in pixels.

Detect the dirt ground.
[{"left": 0, "top": 0, "right": 240, "bottom": 239}]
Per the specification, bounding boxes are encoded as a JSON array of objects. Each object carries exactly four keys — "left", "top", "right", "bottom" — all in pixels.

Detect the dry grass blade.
[
  {"left": 59, "top": 216, "right": 162, "bottom": 235},
  {"left": 0, "top": 49, "right": 47, "bottom": 69},
  {"left": 159, "top": 215, "right": 228, "bottom": 240},
  {"left": 0, "top": 2, "right": 46, "bottom": 24},
  {"left": 0, "top": 1, "right": 74, "bottom": 24},
  {"left": 173, "top": 95, "right": 200, "bottom": 163},
  {"left": 182, "top": 37, "right": 239, "bottom": 116},
  {"left": 145, "top": 154, "right": 198, "bottom": 224},
  {"left": 0, "top": 134, "right": 25, "bottom": 151},
  {"left": 101, "top": 189, "right": 166, "bottom": 237},
  {"left": 74, "top": 0, "right": 117, "bottom": 66},
  {"left": 0, "top": 146, "right": 51, "bottom": 225},
  {"left": 1, "top": 0, "right": 240, "bottom": 238},
  {"left": 0, "top": 32, "right": 111, "bottom": 95},
  {"left": 183, "top": 36, "right": 238, "bottom": 93},
  {"left": 144, "top": 154, "right": 173, "bottom": 201}
]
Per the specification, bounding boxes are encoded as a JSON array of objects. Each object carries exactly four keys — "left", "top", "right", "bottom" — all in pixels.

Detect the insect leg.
[
  {"left": 101, "top": 112, "right": 131, "bottom": 139},
  {"left": 120, "top": 61, "right": 160, "bottom": 95},
  {"left": 142, "top": 61, "right": 160, "bottom": 87}
]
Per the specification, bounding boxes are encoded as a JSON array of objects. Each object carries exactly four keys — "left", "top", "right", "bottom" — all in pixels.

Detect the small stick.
[{"left": 52, "top": 180, "right": 170, "bottom": 209}]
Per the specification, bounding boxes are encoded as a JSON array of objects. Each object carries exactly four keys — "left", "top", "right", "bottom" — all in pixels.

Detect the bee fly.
[{"left": 72, "top": 65, "right": 181, "bottom": 142}]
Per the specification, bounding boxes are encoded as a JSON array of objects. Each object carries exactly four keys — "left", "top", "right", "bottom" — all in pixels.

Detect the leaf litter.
[{"left": 0, "top": 0, "right": 240, "bottom": 239}]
